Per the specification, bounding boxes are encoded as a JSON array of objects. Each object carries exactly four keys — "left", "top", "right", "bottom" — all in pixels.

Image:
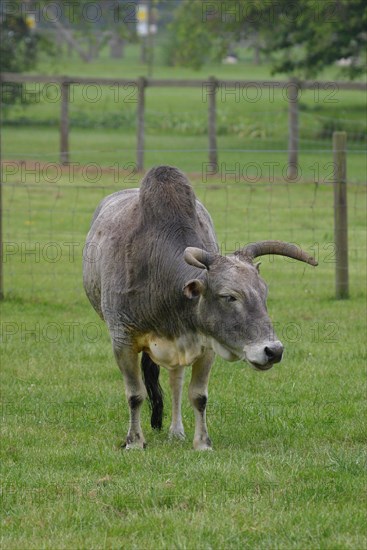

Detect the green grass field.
[
  {"left": 1, "top": 170, "right": 366, "bottom": 549},
  {"left": 1, "top": 43, "right": 367, "bottom": 549}
]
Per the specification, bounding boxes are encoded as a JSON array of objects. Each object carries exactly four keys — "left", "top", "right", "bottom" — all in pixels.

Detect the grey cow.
[{"left": 83, "top": 166, "right": 317, "bottom": 450}]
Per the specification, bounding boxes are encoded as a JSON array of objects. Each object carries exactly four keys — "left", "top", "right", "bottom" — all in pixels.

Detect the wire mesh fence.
[{"left": 1, "top": 162, "right": 366, "bottom": 304}]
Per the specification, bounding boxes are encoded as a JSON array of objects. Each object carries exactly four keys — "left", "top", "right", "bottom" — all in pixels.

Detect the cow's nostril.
[{"left": 265, "top": 343, "right": 283, "bottom": 363}]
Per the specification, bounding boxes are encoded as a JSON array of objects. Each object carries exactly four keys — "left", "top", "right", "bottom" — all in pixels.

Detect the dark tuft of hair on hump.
[{"left": 139, "top": 165, "right": 196, "bottom": 223}]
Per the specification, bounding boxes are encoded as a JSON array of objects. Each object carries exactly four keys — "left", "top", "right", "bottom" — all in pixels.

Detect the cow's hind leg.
[
  {"left": 189, "top": 350, "right": 215, "bottom": 451},
  {"left": 169, "top": 366, "right": 185, "bottom": 440},
  {"left": 114, "top": 346, "right": 147, "bottom": 449}
]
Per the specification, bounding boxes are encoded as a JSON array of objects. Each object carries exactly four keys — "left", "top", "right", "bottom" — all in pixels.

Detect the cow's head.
[{"left": 183, "top": 241, "right": 317, "bottom": 371}]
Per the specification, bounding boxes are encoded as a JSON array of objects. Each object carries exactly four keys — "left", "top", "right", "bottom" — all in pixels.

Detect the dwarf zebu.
[{"left": 83, "top": 166, "right": 317, "bottom": 450}]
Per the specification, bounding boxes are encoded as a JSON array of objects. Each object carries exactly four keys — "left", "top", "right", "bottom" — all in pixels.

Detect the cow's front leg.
[
  {"left": 188, "top": 350, "right": 215, "bottom": 450},
  {"left": 114, "top": 346, "right": 147, "bottom": 449},
  {"left": 169, "top": 366, "right": 185, "bottom": 440}
]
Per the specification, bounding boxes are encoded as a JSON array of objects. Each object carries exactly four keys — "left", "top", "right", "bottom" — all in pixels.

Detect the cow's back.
[
  {"left": 83, "top": 188, "right": 140, "bottom": 319},
  {"left": 83, "top": 166, "right": 218, "bottom": 338}
]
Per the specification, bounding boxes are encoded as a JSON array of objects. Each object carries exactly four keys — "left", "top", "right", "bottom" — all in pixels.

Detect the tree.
[
  {"left": 263, "top": 0, "right": 367, "bottom": 78},
  {"left": 1, "top": 1, "right": 138, "bottom": 67},
  {"left": 164, "top": 0, "right": 228, "bottom": 69},
  {"left": 0, "top": 9, "right": 50, "bottom": 106},
  {"left": 0, "top": 12, "right": 38, "bottom": 73},
  {"left": 165, "top": 0, "right": 367, "bottom": 78},
  {"left": 44, "top": 1, "right": 137, "bottom": 62}
]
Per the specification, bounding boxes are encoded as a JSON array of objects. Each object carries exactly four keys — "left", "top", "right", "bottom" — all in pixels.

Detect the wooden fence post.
[
  {"left": 287, "top": 78, "right": 299, "bottom": 180},
  {"left": 60, "top": 80, "right": 70, "bottom": 165},
  {"left": 137, "top": 77, "right": 146, "bottom": 172},
  {"left": 0, "top": 154, "right": 3, "bottom": 300},
  {"left": 333, "top": 131, "right": 349, "bottom": 299},
  {"left": 0, "top": 80, "right": 3, "bottom": 298},
  {"left": 208, "top": 76, "right": 218, "bottom": 173}
]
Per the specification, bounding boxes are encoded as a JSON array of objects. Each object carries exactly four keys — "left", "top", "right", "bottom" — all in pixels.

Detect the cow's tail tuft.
[{"left": 141, "top": 352, "right": 164, "bottom": 430}]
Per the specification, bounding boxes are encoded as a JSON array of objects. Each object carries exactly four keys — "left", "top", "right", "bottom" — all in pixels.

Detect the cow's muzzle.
[
  {"left": 247, "top": 341, "right": 284, "bottom": 371},
  {"left": 264, "top": 342, "right": 283, "bottom": 364}
]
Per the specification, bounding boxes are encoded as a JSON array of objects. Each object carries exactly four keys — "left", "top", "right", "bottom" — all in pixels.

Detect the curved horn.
[
  {"left": 237, "top": 240, "right": 318, "bottom": 266},
  {"left": 184, "top": 247, "right": 214, "bottom": 270}
]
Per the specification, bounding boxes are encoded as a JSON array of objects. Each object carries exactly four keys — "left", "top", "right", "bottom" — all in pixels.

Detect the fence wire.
[{"left": 2, "top": 172, "right": 366, "bottom": 303}]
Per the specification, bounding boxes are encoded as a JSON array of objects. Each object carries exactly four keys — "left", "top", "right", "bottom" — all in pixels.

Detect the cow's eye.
[{"left": 221, "top": 295, "right": 237, "bottom": 303}]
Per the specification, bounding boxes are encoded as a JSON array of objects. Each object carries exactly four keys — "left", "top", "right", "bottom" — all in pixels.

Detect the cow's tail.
[{"left": 141, "top": 352, "right": 164, "bottom": 430}]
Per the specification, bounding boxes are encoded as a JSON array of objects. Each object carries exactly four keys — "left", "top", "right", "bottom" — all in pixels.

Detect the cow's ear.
[
  {"left": 255, "top": 261, "right": 261, "bottom": 272},
  {"left": 183, "top": 279, "right": 205, "bottom": 300}
]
